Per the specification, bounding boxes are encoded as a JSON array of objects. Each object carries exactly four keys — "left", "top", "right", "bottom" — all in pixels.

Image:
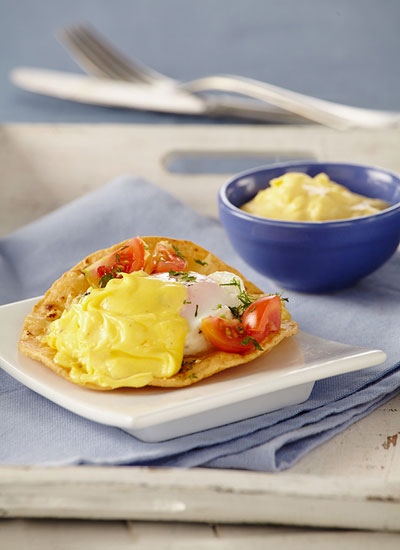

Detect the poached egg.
[{"left": 152, "top": 270, "right": 246, "bottom": 355}]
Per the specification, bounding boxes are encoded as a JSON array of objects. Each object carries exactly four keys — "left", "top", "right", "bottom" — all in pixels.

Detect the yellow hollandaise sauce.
[
  {"left": 241, "top": 172, "right": 389, "bottom": 222},
  {"left": 44, "top": 271, "right": 189, "bottom": 388}
]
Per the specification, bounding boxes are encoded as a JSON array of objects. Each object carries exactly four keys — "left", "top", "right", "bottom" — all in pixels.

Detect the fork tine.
[
  {"left": 59, "top": 25, "right": 127, "bottom": 80},
  {"left": 75, "top": 24, "right": 157, "bottom": 82},
  {"left": 58, "top": 24, "right": 159, "bottom": 84}
]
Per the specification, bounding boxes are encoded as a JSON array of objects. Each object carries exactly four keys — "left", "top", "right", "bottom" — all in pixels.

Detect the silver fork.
[
  {"left": 58, "top": 24, "right": 400, "bottom": 130},
  {"left": 57, "top": 24, "right": 306, "bottom": 125}
]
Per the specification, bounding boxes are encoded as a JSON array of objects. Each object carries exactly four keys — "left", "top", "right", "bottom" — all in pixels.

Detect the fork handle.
[
  {"left": 201, "top": 96, "right": 308, "bottom": 124},
  {"left": 184, "top": 75, "right": 400, "bottom": 130}
]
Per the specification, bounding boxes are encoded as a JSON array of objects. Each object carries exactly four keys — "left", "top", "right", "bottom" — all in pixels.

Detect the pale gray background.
[{"left": 0, "top": 0, "right": 399, "bottom": 123}]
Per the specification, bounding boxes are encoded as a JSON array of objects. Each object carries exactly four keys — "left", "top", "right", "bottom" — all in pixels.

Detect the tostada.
[{"left": 19, "top": 237, "right": 298, "bottom": 389}]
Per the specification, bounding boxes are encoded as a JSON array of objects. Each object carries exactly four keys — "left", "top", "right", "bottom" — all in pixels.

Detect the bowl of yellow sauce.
[{"left": 219, "top": 162, "right": 400, "bottom": 292}]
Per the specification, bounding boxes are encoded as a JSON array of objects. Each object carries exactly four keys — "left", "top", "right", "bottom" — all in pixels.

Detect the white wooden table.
[{"left": 1, "top": 124, "right": 399, "bottom": 547}]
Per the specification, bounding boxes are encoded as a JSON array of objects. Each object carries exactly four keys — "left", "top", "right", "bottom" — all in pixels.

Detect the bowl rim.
[{"left": 219, "top": 160, "right": 400, "bottom": 228}]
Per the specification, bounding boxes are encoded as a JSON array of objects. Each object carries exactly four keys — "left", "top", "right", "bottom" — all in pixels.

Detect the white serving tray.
[
  {"left": 2, "top": 124, "right": 400, "bottom": 236},
  {"left": 0, "top": 296, "right": 386, "bottom": 441},
  {"left": 1, "top": 124, "right": 400, "bottom": 532}
]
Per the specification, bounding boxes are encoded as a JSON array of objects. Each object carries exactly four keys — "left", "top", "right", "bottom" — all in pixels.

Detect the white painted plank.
[
  {"left": 289, "top": 396, "right": 400, "bottom": 480},
  {"left": 1, "top": 454, "right": 399, "bottom": 530},
  {"left": 0, "top": 394, "right": 399, "bottom": 529},
  {"left": 1, "top": 124, "right": 400, "bottom": 532},
  {"left": 1, "top": 124, "right": 400, "bottom": 235},
  {"left": 1, "top": 520, "right": 400, "bottom": 550}
]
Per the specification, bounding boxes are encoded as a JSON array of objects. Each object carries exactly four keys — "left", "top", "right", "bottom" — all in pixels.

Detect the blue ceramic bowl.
[{"left": 219, "top": 162, "right": 400, "bottom": 293}]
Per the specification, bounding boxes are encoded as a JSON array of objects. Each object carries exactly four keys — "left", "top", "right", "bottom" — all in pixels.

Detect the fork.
[
  {"left": 57, "top": 25, "right": 307, "bottom": 125},
  {"left": 58, "top": 24, "right": 400, "bottom": 130}
]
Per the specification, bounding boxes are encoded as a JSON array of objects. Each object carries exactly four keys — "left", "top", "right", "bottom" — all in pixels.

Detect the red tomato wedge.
[
  {"left": 201, "top": 317, "right": 255, "bottom": 354},
  {"left": 242, "top": 295, "right": 282, "bottom": 340},
  {"left": 201, "top": 295, "right": 282, "bottom": 354},
  {"left": 84, "top": 237, "right": 146, "bottom": 287},
  {"left": 146, "top": 242, "right": 187, "bottom": 273}
]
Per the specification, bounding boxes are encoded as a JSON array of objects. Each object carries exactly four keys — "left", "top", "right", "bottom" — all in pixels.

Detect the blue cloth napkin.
[{"left": 1, "top": 176, "right": 399, "bottom": 471}]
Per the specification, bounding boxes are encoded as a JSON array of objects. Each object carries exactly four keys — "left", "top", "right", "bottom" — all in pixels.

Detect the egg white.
[{"left": 151, "top": 271, "right": 245, "bottom": 355}]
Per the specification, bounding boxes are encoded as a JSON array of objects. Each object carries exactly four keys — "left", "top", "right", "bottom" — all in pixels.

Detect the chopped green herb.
[
  {"left": 194, "top": 258, "right": 208, "bottom": 266},
  {"left": 278, "top": 290, "right": 289, "bottom": 303},
  {"left": 194, "top": 304, "right": 199, "bottom": 317},
  {"left": 181, "top": 359, "right": 196, "bottom": 370},
  {"left": 98, "top": 273, "right": 114, "bottom": 288},
  {"left": 183, "top": 300, "right": 192, "bottom": 304},
  {"left": 189, "top": 373, "right": 198, "bottom": 380},
  {"left": 98, "top": 266, "right": 124, "bottom": 288},
  {"left": 172, "top": 245, "right": 185, "bottom": 261},
  {"left": 169, "top": 270, "right": 196, "bottom": 282},
  {"left": 228, "top": 305, "right": 242, "bottom": 319},
  {"left": 221, "top": 277, "right": 256, "bottom": 319},
  {"left": 241, "top": 336, "right": 263, "bottom": 351}
]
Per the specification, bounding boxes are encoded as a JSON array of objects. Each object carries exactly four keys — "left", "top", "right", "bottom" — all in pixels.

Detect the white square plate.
[{"left": 0, "top": 297, "right": 386, "bottom": 442}]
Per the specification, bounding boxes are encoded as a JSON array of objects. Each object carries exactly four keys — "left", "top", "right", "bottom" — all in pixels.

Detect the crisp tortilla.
[{"left": 18, "top": 237, "right": 298, "bottom": 390}]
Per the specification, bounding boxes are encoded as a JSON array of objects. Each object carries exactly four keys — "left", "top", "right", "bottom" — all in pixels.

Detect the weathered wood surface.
[
  {"left": 0, "top": 389, "right": 399, "bottom": 531},
  {"left": 1, "top": 519, "right": 400, "bottom": 550},
  {"left": 1, "top": 124, "right": 400, "bottom": 235}
]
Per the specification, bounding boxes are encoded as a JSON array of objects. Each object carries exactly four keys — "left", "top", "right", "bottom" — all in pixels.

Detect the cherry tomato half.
[
  {"left": 84, "top": 237, "right": 145, "bottom": 287},
  {"left": 242, "top": 295, "right": 281, "bottom": 340},
  {"left": 201, "top": 317, "right": 255, "bottom": 354},
  {"left": 146, "top": 242, "right": 187, "bottom": 273}
]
